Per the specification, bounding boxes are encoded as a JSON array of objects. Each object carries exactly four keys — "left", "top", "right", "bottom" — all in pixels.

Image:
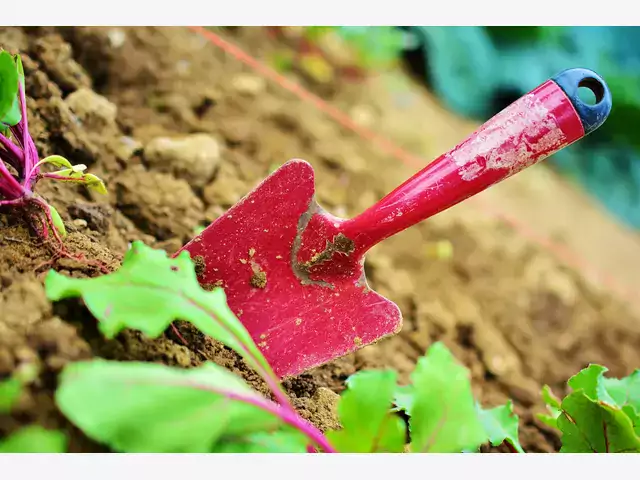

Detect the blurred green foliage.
[{"left": 300, "top": 26, "right": 408, "bottom": 71}]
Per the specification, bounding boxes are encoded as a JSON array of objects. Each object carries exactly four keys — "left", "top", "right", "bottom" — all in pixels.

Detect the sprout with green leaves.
[{"left": 0, "top": 50, "right": 106, "bottom": 243}]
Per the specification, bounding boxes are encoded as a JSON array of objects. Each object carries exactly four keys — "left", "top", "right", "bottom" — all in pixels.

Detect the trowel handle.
[{"left": 341, "top": 68, "right": 612, "bottom": 254}]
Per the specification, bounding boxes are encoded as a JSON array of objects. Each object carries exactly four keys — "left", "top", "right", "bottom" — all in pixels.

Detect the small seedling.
[
  {"left": 0, "top": 50, "right": 106, "bottom": 245},
  {"left": 267, "top": 27, "right": 406, "bottom": 83}
]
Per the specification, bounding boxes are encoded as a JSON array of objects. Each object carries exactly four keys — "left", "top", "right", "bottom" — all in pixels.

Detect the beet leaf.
[
  {"left": 477, "top": 400, "right": 524, "bottom": 452},
  {"left": 549, "top": 363, "right": 640, "bottom": 452},
  {"left": 55, "top": 359, "right": 313, "bottom": 453},
  {"left": 537, "top": 384, "right": 562, "bottom": 429},
  {"left": 0, "top": 376, "right": 22, "bottom": 413},
  {"left": 558, "top": 391, "right": 640, "bottom": 452},
  {"left": 0, "top": 426, "right": 67, "bottom": 453},
  {"left": 0, "top": 51, "right": 18, "bottom": 123},
  {"left": 0, "top": 364, "right": 67, "bottom": 453},
  {"left": 404, "top": 342, "right": 487, "bottom": 452},
  {"left": 44, "top": 241, "right": 273, "bottom": 379},
  {"left": 326, "top": 370, "right": 405, "bottom": 452},
  {"left": 392, "top": 343, "right": 520, "bottom": 452}
]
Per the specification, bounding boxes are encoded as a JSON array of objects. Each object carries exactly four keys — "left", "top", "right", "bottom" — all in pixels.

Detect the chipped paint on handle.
[
  {"left": 339, "top": 80, "right": 585, "bottom": 256},
  {"left": 450, "top": 87, "right": 570, "bottom": 182}
]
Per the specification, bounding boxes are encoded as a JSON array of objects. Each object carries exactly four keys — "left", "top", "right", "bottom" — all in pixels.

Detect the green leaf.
[
  {"left": 477, "top": 400, "right": 524, "bottom": 453},
  {"left": 542, "top": 384, "right": 562, "bottom": 410},
  {"left": 0, "top": 50, "right": 19, "bottom": 123},
  {"left": 213, "top": 430, "right": 309, "bottom": 453},
  {"left": 568, "top": 364, "right": 616, "bottom": 404},
  {"left": 566, "top": 365, "right": 640, "bottom": 439},
  {"left": 303, "top": 26, "right": 334, "bottom": 42},
  {"left": 326, "top": 370, "right": 406, "bottom": 453},
  {"left": 0, "top": 426, "right": 67, "bottom": 453},
  {"left": 81, "top": 173, "right": 108, "bottom": 194},
  {"left": 0, "top": 377, "right": 22, "bottom": 413},
  {"left": 486, "top": 27, "right": 544, "bottom": 45},
  {"left": 407, "top": 342, "right": 487, "bottom": 453},
  {"left": 558, "top": 391, "right": 640, "bottom": 453},
  {"left": 46, "top": 166, "right": 108, "bottom": 195},
  {"left": 392, "top": 384, "right": 414, "bottom": 414},
  {"left": 601, "top": 369, "right": 640, "bottom": 413},
  {"left": 14, "top": 54, "right": 24, "bottom": 80},
  {"left": 46, "top": 203, "right": 67, "bottom": 239},
  {"left": 55, "top": 359, "right": 304, "bottom": 453},
  {"left": 44, "top": 241, "right": 271, "bottom": 376},
  {"left": 567, "top": 364, "right": 640, "bottom": 411},
  {"left": 35, "top": 155, "right": 74, "bottom": 170},
  {"left": 0, "top": 361, "right": 39, "bottom": 413},
  {"left": 0, "top": 53, "right": 23, "bottom": 128},
  {"left": 537, "top": 384, "right": 562, "bottom": 429},
  {"left": 1, "top": 94, "right": 21, "bottom": 127}
]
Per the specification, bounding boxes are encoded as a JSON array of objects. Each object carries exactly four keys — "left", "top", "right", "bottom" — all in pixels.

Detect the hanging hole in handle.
[
  {"left": 578, "top": 77, "right": 605, "bottom": 106},
  {"left": 551, "top": 68, "right": 612, "bottom": 135}
]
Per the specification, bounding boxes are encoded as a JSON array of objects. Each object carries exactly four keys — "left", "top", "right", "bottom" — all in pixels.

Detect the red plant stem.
[
  {"left": 205, "top": 303, "right": 297, "bottom": 414},
  {"left": 0, "top": 156, "right": 25, "bottom": 198},
  {"left": 171, "top": 377, "right": 336, "bottom": 453},
  {"left": 0, "top": 197, "right": 25, "bottom": 207},
  {"left": 22, "top": 136, "right": 40, "bottom": 190},
  {"left": 0, "top": 182, "right": 16, "bottom": 200},
  {"left": 229, "top": 331, "right": 296, "bottom": 414},
  {"left": 35, "top": 210, "right": 49, "bottom": 240},
  {"left": 505, "top": 442, "right": 519, "bottom": 453},
  {"left": 16, "top": 83, "right": 33, "bottom": 178},
  {"left": 31, "top": 196, "right": 65, "bottom": 245},
  {"left": 256, "top": 366, "right": 293, "bottom": 414},
  {"left": 0, "top": 134, "right": 24, "bottom": 172},
  {"left": 0, "top": 129, "right": 23, "bottom": 160},
  {"left": 41, "top": 173, "right": 80, "bottom": 182},
  {"left": 237, "top": 392, "right": 336, "bottom": 453}
]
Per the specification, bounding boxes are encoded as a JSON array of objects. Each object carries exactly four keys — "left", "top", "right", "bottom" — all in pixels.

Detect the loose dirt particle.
[
  {"left": 250, "top": 268, "right": 267, "bottom": 289},
  {"left": 193, "top": 255, "right": 206, "bottom": 277},
  {"left": 299, "top": 233, "right": 355, "bottom": 271},
  {"left": 202, "top": 280, "right": 224, "bottom": 291},
  {"left": 248, "top": 247, "right": 256, "bottom": 257},
  {"left": 295, "top": 318, "right": 302, "bottom": 326},
  {"left": 354, "top": 337, "right": 362, "bottom": 346}
]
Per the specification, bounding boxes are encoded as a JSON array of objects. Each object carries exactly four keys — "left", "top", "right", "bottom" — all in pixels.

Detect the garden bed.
[{"left": 1, "top": 26, "right": 639, "bottom": 452}]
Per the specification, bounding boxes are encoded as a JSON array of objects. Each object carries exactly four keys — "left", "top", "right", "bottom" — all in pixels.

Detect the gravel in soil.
[{"left": 1, "top": 27, "right": 639, "bottom": 453}]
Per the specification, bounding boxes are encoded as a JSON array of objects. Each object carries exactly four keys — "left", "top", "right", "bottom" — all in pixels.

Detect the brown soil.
[{"left": 1, "top": 26, "right": 639, "bottom": 453}]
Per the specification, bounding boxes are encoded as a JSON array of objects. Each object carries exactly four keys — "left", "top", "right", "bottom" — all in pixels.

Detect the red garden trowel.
[{"left": 176, "top": 68, "right": 612, "bottom": 378}]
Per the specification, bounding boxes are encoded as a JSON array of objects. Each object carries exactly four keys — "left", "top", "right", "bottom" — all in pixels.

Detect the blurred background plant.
[
  {"left": 267, "top": 26, "right": 640, "bottom": 231},
  {"left": 266, "top": 26, "right": 409, "bottom": 84}
]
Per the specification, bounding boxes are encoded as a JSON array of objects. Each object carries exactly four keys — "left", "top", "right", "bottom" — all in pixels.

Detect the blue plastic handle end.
[{"left": 551, "top": 68, "right": 612, "bottom": 135}]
